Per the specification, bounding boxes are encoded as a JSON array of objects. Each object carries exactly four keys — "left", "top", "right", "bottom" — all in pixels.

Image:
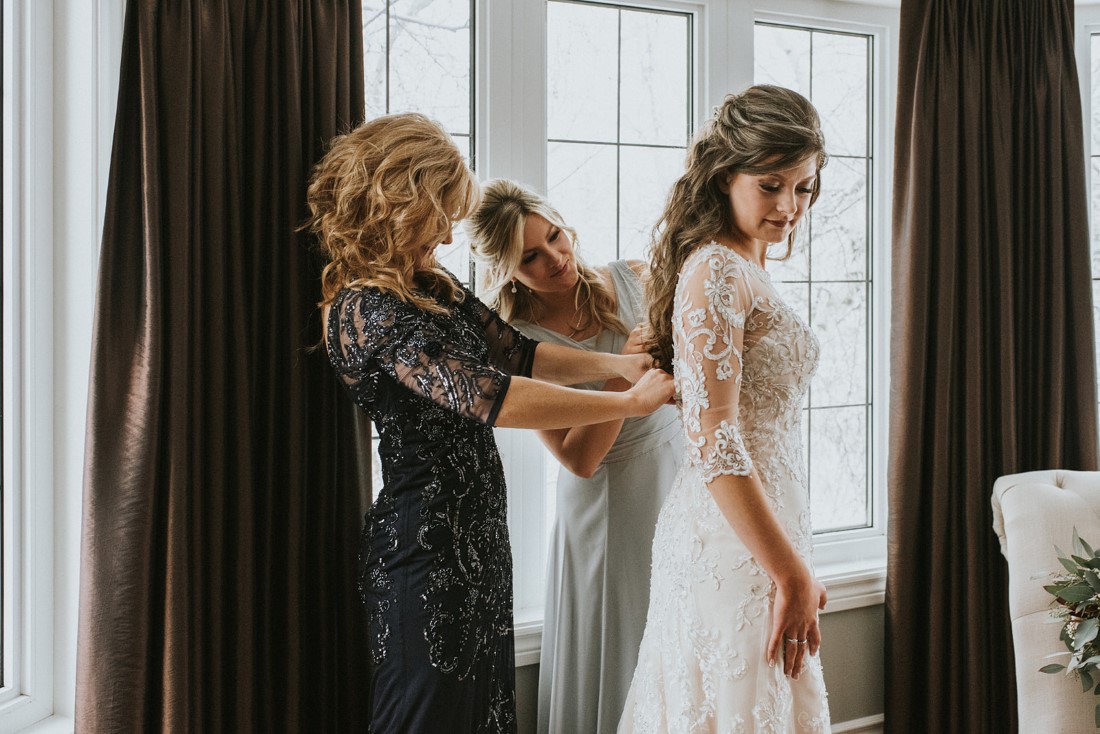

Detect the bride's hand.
[{"left": 767, "top": 571, "right": 827, "bottom": 678}]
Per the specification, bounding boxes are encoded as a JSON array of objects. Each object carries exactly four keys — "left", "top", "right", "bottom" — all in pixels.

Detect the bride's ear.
[{"left": 717, "top": 173, "right": 732, "bottom": 194}]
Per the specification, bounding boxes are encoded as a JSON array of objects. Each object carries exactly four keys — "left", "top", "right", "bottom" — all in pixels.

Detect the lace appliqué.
[
  {"left": 677, "top": 250, "right": 756, "bottom": 484},
  {"left": 620, "top": 243, "right": 828, "bottom": 733}
]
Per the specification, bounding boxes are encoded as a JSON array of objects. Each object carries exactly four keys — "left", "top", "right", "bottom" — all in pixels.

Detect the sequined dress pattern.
[
  {"left": 619, "top": 243, "right": 830, "bottom": 733},
  {"left": 327, "top": 278, "right": 537, "bottom": 734}
]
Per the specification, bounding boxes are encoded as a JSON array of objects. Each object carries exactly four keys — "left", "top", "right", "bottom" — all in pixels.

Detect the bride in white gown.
[{"left": 620, "top": 85, "right": 831, "bottom": 733}]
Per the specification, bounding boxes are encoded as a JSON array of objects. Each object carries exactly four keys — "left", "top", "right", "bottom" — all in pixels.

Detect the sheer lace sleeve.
[
  {"left": 331, "top": 288, "right": 517, "bottom": 426},
  {"left": 674, "top": 247, "right": 756, "bottom": 484},
  {"left": 459, "top": 287, "right": 538, "bottom": 377}
]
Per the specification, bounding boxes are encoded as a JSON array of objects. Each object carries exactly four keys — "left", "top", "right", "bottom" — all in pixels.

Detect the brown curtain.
[
  {"left": 887, "top": 1, "right": 1099, "bottom": 731},
  {"left": 76, "top": 2, "right": 371, "bottom": 732}
]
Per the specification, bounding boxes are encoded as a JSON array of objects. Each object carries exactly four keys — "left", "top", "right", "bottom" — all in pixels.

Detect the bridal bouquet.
[{"left": 1040, "top": 529, "right": 1100, "bottom": 727}]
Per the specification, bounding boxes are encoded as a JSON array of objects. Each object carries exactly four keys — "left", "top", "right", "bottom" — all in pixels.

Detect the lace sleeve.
[
  {"left": 675, "top": 248, "right": 756, "bottom": 484},
  {"left": 461, "top": 289, "right": 538, "bottom": 377},
  {"left": 332, "top": 289, "right": 516, "bottom": 426}
]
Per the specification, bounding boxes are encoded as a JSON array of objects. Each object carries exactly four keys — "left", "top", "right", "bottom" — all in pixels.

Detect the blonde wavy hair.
[
  {"left": 467, "top": 179, "right": 626, "bottom": 335},
  {"left": 305, "top": 112, "right": 479, "bottom": 313},
  {"left": 645, "top": 85, "right": 827, "bottom": 372}
]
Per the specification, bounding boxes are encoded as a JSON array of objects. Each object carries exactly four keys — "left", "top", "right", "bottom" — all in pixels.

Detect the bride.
[{"left": 620, "top": 85, "right": 831, "bottom": 733}]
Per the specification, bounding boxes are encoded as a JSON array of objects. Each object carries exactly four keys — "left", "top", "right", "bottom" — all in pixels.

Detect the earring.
[{"left": 510, "top": 281, "right": 517, "bottom": 294}]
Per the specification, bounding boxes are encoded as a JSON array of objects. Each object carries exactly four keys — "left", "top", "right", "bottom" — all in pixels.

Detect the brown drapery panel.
[
  {"left": 887, "top": 1, "right": 1099, "bottom": 731},
  {"left": 76, "top": 3, "right": 371, "bottom": 732}
]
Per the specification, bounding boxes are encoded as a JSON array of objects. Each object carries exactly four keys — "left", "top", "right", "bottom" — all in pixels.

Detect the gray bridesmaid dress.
[{"left": 514, "top": 260, "right": 683, "bottom": 734}]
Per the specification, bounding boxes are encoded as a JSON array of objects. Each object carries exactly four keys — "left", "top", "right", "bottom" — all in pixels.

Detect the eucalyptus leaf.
[
  {"left": 1079, "top": 618, "right": 1099, "bottom": 645},
  {"left": 1095, "top": 701, "right": 1100, "bottom": 728},
  {"left": 1061, "top": 556, "right": 1084, "bottom": 574},
  {"left": 1084, "top": 570, "right": 1100, "bottom": 593},
  {"left": 1082, "top": 669, "right": 1095, "bottom": 692},
  {"left": 1059, "top": 584, "right": 1096, "bottom": 604},
  {"left": 1041, "top": 663, "right": 1067, "bottom": 673},
  {"left": 1073, "top": 528, "right": 1096, "bottom": 558}
]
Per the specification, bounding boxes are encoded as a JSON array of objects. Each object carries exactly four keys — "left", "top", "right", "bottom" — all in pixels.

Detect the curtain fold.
[
  {"left": 888, "top": 1, "right": 1098, "bottom": 731},
  {"left": 76, "top": 2, "right": 370, "bottom": 732}
]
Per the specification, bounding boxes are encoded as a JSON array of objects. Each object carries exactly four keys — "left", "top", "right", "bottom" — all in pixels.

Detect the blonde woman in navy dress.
[
  {"left": 305, "top": 114, "right": 674, "bottom": 733},
  {"left": 469, "top": 179, "right": 683, "bottom": 734}
]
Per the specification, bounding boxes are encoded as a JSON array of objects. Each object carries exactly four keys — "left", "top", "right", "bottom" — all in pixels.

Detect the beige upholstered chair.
[{"left": 992, "top": 470, "right": 1100, "bottom": 733}]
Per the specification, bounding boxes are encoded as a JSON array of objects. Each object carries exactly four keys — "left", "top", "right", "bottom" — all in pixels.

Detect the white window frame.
[
  {"left": 751, "top": 2, "right": 895, "bottom": 590},
  {"left": 475, "top": 0, "right": 897, "bottom": 665},
  {"left": 1, "top": 2, "right": 59, "bottom": 728},
  {"left": 1076, "top": 3, "right": 1100, "bottom": 444},
  {"left": 1, "top": 0, "right": 123, "bottom": 731}
]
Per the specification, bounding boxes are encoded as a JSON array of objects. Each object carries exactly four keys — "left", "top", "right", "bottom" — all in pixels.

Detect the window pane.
[
  {"left": 756, "top": 23, "right": 874, "bottom": 534},
  {"left": 549, "top": 1, "right": 691, "bottom": 263},
  {"left": 1093, "top": 34, "right": 1100, "bottom": 155},
  {"left": 1093, "top": 157, "right": 1100, "bottom": 279},
  {"left": 389, "top": 0, "right": 471, "bottom": 133},
  {"left": 811, "top": 156, "right": 867, "bottom": 281},
  {"left": 754, "top": 24, "right": 810, "bottom": 96},
  {"left": 812, "top": 32, "right": 868, "bottom": 157},
  {"left": 1091, "top": 281, "right": 1100, "bottom": 402},
  {"left": 548, "top": 2, "right": 619, "bottom": 143},
  {"left": 809, "top": 406, "right": 869, "bottom": 531},
  {"left": 548, "top": 141, "right": 619, "bottom": 265},
  {"left": 620, "top": 11, "right": 690, "bottom": 146},
  {"left": 1095, "top": 281, "right": 1100, "bottom": 396},
  {"left": 619, "top": 146, "right": 685, "bottom": 261},
  {"left": 363, "top": 2, "right": 388, "bottom": 120},
  {"left": 362, "top": 0, "right": 474, "bottom": 290},
  {"left": 810, "top": 282, "right": 867, "bottom": 408}
]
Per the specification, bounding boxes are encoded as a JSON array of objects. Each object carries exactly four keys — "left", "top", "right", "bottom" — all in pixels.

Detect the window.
[
  {"left": 536, "top": 0, "right": 694, "bottom": 560},
  {"left": 754, "top": 23, "right": 877, "bottom": 537},
  {"left": 1078, "top": 10, "right": 1100, "bottom": 439},
  {"left": 1092, "top": 33, "right": 1100, "bottom": 427},
  {"left": 545, "top": 1, "right": 691, "bottom": 264},
  {"left": 359, "top": 1, "right": 897, "bottom": 660},
  {"left": 362, "top": 0, "right": 475, "bottom": 496}
]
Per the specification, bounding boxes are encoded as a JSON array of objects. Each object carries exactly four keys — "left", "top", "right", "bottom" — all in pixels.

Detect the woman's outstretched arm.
[
  {"left": 494, "top": 368, "right": 672, "bottom": 430},
  {"left": 529, "top": 340, "right": 652, "bottom": 386}
]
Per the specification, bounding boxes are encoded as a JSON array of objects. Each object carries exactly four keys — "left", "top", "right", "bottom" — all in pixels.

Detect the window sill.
[
  {"left": 11, "top": 715, "right": 74, "bottom": 734},
  {"left": 513, "top": 561, "right": 886, "bottom": 667}
]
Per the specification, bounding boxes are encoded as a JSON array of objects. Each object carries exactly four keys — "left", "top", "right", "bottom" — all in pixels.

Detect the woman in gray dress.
[{"left": 469, "top": 179, "right": 683, "bottom": 734}]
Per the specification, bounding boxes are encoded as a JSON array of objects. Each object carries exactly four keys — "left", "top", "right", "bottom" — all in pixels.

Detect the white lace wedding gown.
[{"left": 619, "top": 242, "right": 830, "bottom": 733}]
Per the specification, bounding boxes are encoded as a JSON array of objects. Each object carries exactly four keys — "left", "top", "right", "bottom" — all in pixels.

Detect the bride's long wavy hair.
[
  {"left": 645, "top": 85, "right": 827, "bottom": 373},
  {"left": 305, "top": 113, "right": 479, "bottom": 314}
]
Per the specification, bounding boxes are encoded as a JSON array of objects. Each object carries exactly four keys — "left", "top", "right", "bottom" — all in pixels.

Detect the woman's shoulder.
[
  {"left": 332, "top": 284, "right": 425, "bottom": 325},
  {"left": 683, "top": 241, "right": 762, "bottom": 274},
  {"left": 609, "top": 259, "right": 649, "bottom": 281}
]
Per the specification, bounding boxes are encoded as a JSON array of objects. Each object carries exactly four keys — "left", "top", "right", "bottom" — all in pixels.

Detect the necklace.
[{"left": 548, "top": 310, "right": 588, "bottom": 339}]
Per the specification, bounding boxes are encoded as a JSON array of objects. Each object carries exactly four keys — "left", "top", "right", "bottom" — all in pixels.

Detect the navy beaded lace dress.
[{"left": 326, "top": 276, "right": 538, "bottom": 733}]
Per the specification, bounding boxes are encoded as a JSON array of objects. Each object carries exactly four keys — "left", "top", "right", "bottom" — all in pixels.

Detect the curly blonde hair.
[
  {"left": 467, "top": 179, "right": 626, "bottom": 335},
  {"left": 645, "top": 85, "right": 827, "bottom": 372},
  {"left": 306, "top": 113, "right": 479, "bottom": 313}
]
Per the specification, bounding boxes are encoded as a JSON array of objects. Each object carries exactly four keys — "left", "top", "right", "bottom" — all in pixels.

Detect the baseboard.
[{"left": 832, "top": 713, "right": 884, "bottom": 733}]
